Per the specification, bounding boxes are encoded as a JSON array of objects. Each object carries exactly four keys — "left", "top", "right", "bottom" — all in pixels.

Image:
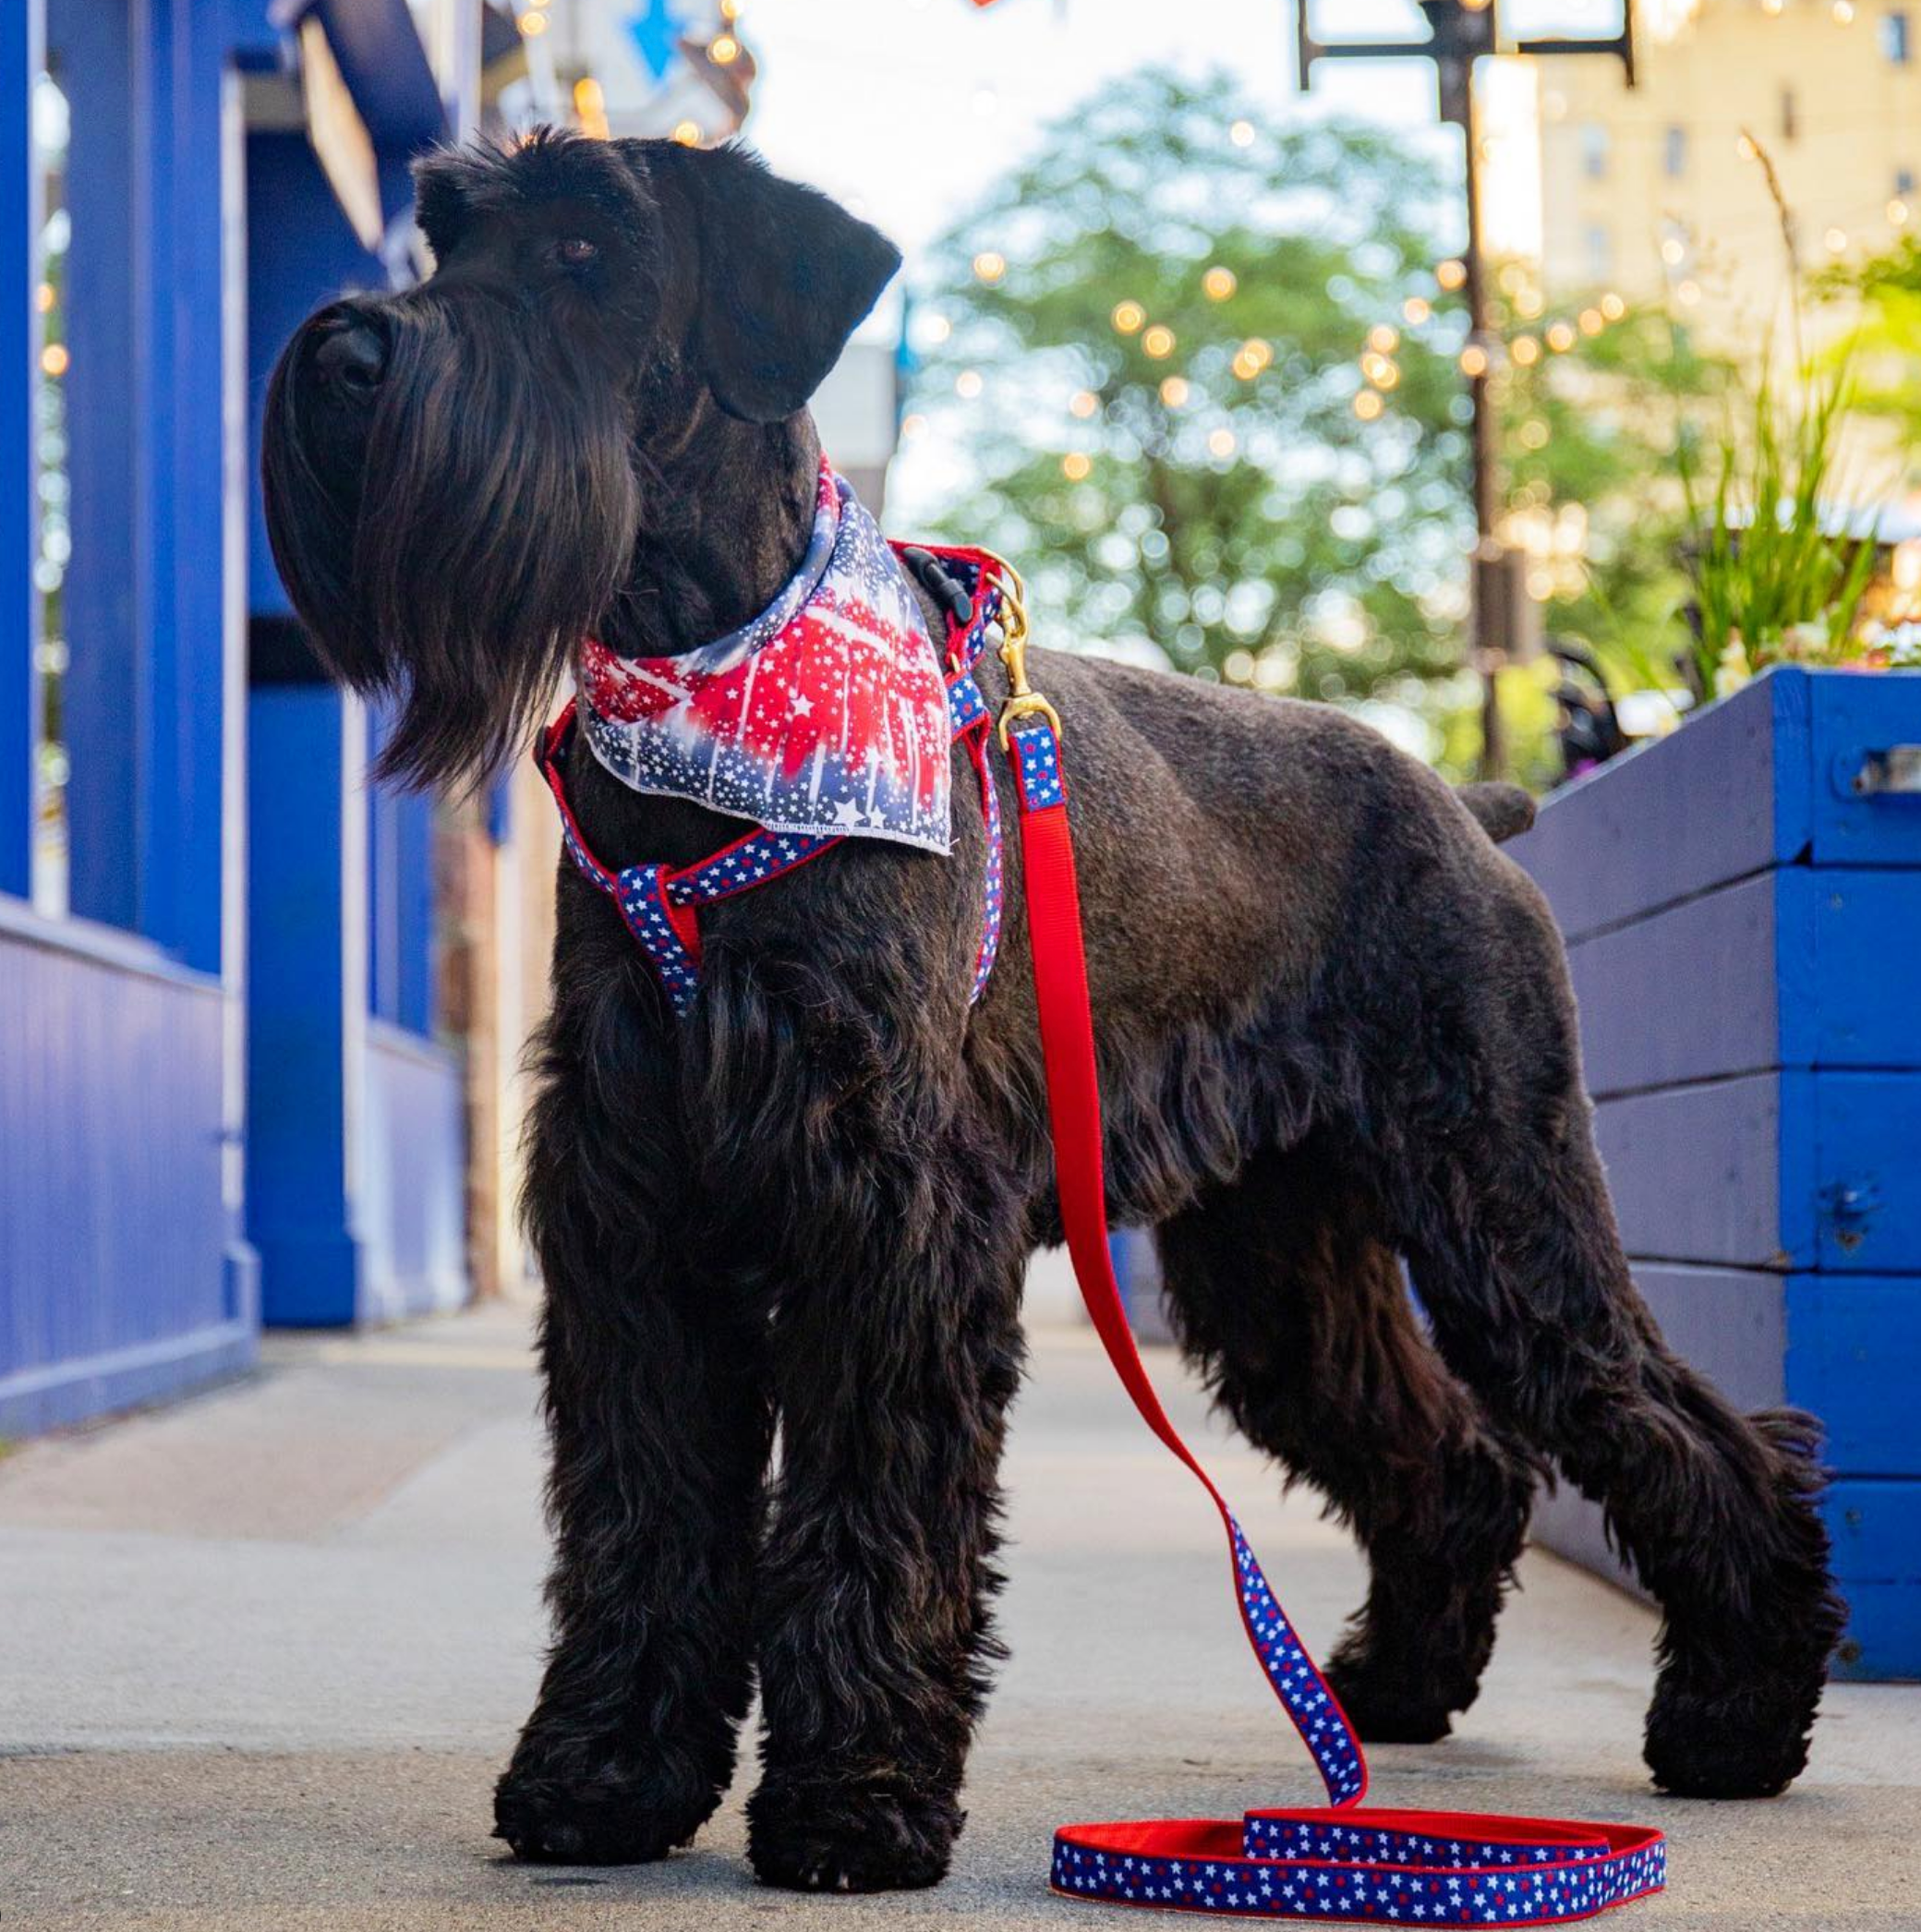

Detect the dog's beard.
[{"left": 264, "top": 295, "right": 641, "bottom": 792}]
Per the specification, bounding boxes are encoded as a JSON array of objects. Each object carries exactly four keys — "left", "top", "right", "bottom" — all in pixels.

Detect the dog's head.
[{"left": 261, "top": 132, "right": 900, "bottom": 789}]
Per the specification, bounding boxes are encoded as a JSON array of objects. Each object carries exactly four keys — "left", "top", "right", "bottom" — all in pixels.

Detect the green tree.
[
  {"left": 909, "top": 70, "right": 1721, "bottom": 775},
  {"left": 909, "top": 71, "right": 1470, "bottom": 713}
]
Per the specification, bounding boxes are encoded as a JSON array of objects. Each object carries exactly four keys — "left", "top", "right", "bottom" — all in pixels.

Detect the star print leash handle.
[{"left": 992, "top": 576, "right": 1665, "bottom": 1924}]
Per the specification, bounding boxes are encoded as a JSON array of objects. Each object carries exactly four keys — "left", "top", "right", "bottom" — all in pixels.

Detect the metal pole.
[{"left": 1444, "top": 51, "right": 1505, "bottom": 783}]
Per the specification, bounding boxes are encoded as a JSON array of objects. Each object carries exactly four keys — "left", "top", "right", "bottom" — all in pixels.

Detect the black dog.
[{"left": 262, "top": 132, "right": 1845, "bottom": 1893}]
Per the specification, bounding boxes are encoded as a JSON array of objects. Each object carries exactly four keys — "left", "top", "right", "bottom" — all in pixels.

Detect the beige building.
[{"left": 1536, "top": 0, "right": 1918, "bottom": 341}]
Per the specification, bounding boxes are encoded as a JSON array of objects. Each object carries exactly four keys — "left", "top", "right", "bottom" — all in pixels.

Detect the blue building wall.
[{"left": 2, "top": 0, "right": 469, "bottom": 1431}]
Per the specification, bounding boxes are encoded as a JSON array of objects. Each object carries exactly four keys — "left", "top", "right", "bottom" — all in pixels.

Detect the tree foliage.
[{"left": 907, "top": 70, "right": 1723, "bottom": 769}]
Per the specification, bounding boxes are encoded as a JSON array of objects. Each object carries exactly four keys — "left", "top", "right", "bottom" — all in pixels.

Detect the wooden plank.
[
  {"left": 1807, "top": 874, "right": 1921, "bottom": 1064},
  {"left": 1822, "top": 1472, "right": 1921, "bottom": 1678},
  {"left": 1830, "top": 1583, "right": 1921, "bottom": 1680},
  {"left": 1565, "top": 869, "right": 1921, "bottom": 1095},
  {"left": 1509, "top": 670, "right": 1809, "bottom": 943},
  {"left": 1788, "top": 1278, "right": 1921, "bottom": 1475},
  {"left": 1808, "top": 670, "right": 1921, "bottom": 867},
  {"left": 1816, "top": 1072, "right": 1921, "bottom": 1274},
  {"left": 1567, "top": 872, "right": 1778, "bottom": 1096},
  {"left": 1594, "top": 1074, "right": 1812, "bottom": 1269}
]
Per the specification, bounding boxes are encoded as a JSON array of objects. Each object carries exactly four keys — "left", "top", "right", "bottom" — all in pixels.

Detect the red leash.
[{"left": 990, "top": 564, "right": 1666, "bottom": 1924}]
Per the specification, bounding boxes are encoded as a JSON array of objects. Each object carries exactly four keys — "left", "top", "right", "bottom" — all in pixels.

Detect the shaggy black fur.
[{"left": 262, "top": 130, "right": 1848, "bottom": 1892}]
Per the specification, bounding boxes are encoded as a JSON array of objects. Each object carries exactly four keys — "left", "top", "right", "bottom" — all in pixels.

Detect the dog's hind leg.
[
  {"left": 1386, "top": 875, "right": 1846, "bottom": 1798},
  {"left": 1158, "top": 1139, "right": 1536, "bottom": 1745},
  {"left": 492, "top": 1044, "right": 776, "bottom": 1866},
  {"left": 745, "top": 1155, "right": 1026, "bottom": 1895}
]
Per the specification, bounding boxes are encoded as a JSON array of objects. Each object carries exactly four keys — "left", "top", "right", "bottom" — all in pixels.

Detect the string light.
[
  {"left": 1435, "top": 260, "right": 1467, "bottom": 291},
  {"left": 1511, "top": 334, "right": 1540, "bottom": 366},
  {"left": 1403, "top": 296, "right": 1432, "bottom": 325},
  {"left": 41, "top": 343, "right": 67, "bottom": 378},
  {"left": 1824, "top": 225, "right": 1849, "bottom": 253},
  {"left": 1069, "top": 389, "right": 1099, "bottom": 418},
  {"left": 1233, "top": 337, "right": 1273, "bottom": 380},
  {"left": 1761, "top": 0, "right": 1783, "bottom": 12},
  {"left": 1366, "top": 323, "right": 1398, "bottom": 355},
  {"left": 955, "top": 369, "right": 984, "bottom": 399},
  {"left": 708, "top": 32, "right": 741, "bottom": 64},
  {"left": 1202, "top": 265, "right": 1238, "bottom": 301},
  {"left": 1660, "top": 235, "right": 1686, "bottom": 266},
  {"left": 900, "top": 412, "right": 927, "bottom": 440},
  {"left": 671, "top": 120, "right": 702, "bottom": 146},
  {"left": 1546, "top": 320, "right": 1577, "bottom": 352},
  {"left": 573, "top": 78, "right": 610, "bottom": 140},
  {"left": 1061, "top": 452, "right": 1092, "bottom": 480},
  {"left": 1354, "top": 389, "right": 1384, "bottom": 421},
  {"left": 1892, "top": 199, "right": 1914, "bottom": 226},
  {"left": 1142, "top": 323, "right": 1176, "bottom": 358},
  {"left": 720, "top": 0, "right": 743, "bottom": 17},
  {"left": 973, "top": 250, "right": 1006, "bottom": 283},
  {"left": 1578, "top": 307, "right": 1603, "bottom": 334},
  {"left": 1600, "top": 291, "right": 1626, "bottom": 320},
  {"left": 1832, "top": 0, "right": 1855, "bottom": 20},
  {"left": 518, "top": 8, "right": 548, "bottom": 33},
  {"left": 1459, "top": 343, "right": 1489, "bottom": 377},
  {"left": 34, "top": 283, "right": 54, "bottom": 314},
  {"left": 1111, "top": 300, "right": 1145, "bottom": 334},
  {"left": 1207, "top": 427, "right": 1238, "bottom": 458},
  {"left": 1229, "top": 119, "right": 1255, "bottom": 147},
  {"left": 1360, "top": 350, "right": 1395, "bottom": 386},
  {"left": 1158, "top": 375, "right": 1190, "bottom": 406},
  {"left": 1514, "top": 289, "right": 1544, "bottom": 320},
  {"left": 922, "top": 313, "right": 951, "bottom": 344},
  {"left": 1676, "top": 278, "right": 1702, "bottom": 305}
]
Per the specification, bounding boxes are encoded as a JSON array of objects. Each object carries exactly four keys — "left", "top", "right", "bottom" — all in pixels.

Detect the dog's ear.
[{"left": 646, "top": 142, "right": 900, "bottom": 424}]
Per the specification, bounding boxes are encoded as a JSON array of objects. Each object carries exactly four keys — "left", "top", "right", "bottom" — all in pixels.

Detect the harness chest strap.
[
  {"left": 535, "top": 549, "right": 1007, "bottom": 1016},
  {"left": 986, "top": 563, "right": 1665, "bottom": 1925}
]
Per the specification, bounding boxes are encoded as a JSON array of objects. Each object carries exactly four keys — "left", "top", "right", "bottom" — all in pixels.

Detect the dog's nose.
[{"left": 313, "top": 315, "right": 387, "bottom": 395}]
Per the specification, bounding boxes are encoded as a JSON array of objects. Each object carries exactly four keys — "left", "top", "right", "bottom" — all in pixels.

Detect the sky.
[{"left": 744, "top": 1, "right": 1452, "bottom": 256}]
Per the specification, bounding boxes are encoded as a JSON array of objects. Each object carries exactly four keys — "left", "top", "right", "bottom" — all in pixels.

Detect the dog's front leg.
[
  {"left": 494, "top": 1068, "right": 775, "bottom": 1866},
  {"left": 745, "top": 1162, "right": 1026, "bottom": 1894}
]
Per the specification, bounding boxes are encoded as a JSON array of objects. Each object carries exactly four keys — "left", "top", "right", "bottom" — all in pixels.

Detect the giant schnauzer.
[{"left": 262, "top": 131, "right": 1844, "bottom": 1893}]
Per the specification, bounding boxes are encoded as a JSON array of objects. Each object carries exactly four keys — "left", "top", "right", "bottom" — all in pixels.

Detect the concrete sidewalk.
[{"left": 1, "top": 1301, "right": 1915, "bottom": 1930}]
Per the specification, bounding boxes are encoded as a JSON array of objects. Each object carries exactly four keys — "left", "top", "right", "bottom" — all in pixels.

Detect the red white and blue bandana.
[{"left": 579, "top": 463, "right": 954, "bottom": 853}]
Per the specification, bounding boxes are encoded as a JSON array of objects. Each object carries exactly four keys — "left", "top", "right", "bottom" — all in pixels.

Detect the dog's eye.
[{"left": 555, "top": 237, "right": 599, "bottom": 268}]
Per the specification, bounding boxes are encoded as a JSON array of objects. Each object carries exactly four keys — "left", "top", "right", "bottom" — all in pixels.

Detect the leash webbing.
[{"left": 998, "top": 658, "right": 1666, "bottom": 1923}]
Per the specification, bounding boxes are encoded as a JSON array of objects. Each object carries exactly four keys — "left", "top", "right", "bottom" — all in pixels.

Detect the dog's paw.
[
  {"left": 493, "top": 1756, "right": 719, "bottom": 1866},
  {"left": 1323, "top": 1654, "right": 1457, "bottom": 1745},
  {"left": 746, "top": 1773, "right": 961, "bottom": 1892},
  {"left": 1643, "top": 1678, "right": 1819, "bottom": 1799}
]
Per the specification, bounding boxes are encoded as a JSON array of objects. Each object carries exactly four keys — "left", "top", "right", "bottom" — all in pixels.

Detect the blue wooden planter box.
[{"left": 1509, "top": 667, "right": 1921, "bottom": 1680}]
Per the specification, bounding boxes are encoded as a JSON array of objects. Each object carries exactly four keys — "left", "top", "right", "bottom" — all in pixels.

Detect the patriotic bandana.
[{"left": 578, "top": 463, "right": 953, "bottom": 853}]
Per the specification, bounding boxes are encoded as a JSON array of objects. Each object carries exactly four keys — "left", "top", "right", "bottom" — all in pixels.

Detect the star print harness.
[
  {"left": 537, "top": 487, "right": 1666, "bottom": 1924},
  {"left": 536, "top": 464, "right": 1004, "bottom": 1017}
]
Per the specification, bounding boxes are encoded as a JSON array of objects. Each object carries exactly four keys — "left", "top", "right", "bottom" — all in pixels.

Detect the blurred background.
[{"left": 3, "top": 3, "right": 1919, "bottom": 1650}]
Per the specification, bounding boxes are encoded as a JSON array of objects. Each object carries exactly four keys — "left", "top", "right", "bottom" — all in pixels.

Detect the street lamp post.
[{"left": 1297, "top": 1, "right": 1635, "bottom": 779}]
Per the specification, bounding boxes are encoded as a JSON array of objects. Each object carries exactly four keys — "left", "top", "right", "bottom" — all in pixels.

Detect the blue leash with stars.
[{"left": 984, "top": 556, "right": 1668, "bottom": 1926}]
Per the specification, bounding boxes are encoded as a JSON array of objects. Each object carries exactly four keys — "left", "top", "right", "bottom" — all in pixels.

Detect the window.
[
  {"left": 1781, "top": 86, "right": 1798, "bottom": 141},
  {"left": 1897, "top": 165, "right": 1917, "bottom": 196},
  {"left": 1663, "top": 125, "right": 1689, "bottom": 177},
  {"left": 1579, "top": 122, "right": 1611, "bottom": 180},
  {"left": 1585, "top": 223, "right": 1613, "bottom": 282},
  {"left": 1883, "top": 9, "right": 1912, "bottom": 63}
]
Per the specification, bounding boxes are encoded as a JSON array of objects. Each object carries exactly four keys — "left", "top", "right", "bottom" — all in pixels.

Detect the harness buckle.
[{"left": 984, "top": 552, "right": 1063, "bottom": 751}]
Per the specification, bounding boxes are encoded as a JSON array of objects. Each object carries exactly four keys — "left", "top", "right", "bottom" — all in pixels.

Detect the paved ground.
[{"left": 1, "top": 1299, "right": 1915, "bottom": 1930}]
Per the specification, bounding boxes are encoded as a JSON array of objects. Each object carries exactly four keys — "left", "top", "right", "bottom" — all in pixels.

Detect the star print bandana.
[{"left": 579, "top": 463, "right": 954, "bottom": 853}]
